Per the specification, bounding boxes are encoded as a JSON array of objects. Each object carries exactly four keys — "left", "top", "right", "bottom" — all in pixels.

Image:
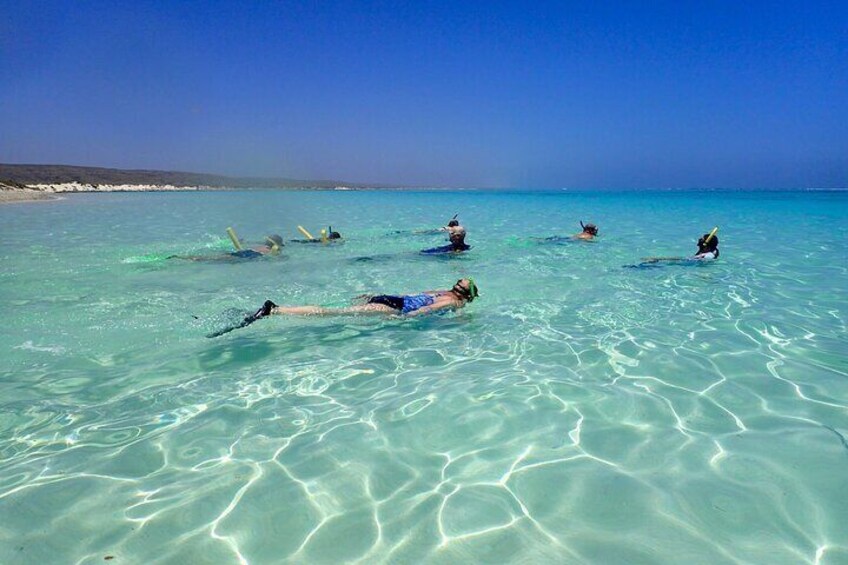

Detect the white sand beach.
[
  {"left": 0, "top": 182, "right": 203, "bottom": 204},
  {"left": 28, "top": 182, "right": 201, "bottom": 193}
]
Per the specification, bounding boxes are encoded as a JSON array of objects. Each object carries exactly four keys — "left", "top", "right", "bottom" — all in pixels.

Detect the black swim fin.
[{"left": 206, "top": 300, "right": 277, "bottom": 338}]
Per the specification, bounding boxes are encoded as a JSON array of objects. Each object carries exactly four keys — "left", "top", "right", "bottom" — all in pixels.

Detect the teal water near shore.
[{"left": 1, "top": 190, "right": 847, "bottom": 563}]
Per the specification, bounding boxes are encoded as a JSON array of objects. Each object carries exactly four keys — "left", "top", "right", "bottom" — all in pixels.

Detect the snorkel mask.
[
  {"left": 265, "top": 235, "right": 283, "bottom": 254},
  {"left": 580, "top": 221, "right": 598, "bottom": 235},
  {"left": 453, "top": 278, "right": 479, "bottom": 302},
  {"left": 698, "top": 227, "right": 719, "bottom": 251}
]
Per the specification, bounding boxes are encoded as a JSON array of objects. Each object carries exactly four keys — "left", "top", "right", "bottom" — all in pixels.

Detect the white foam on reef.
[{"left": 28, "top": 182, "right": 201, "bottom": 192}]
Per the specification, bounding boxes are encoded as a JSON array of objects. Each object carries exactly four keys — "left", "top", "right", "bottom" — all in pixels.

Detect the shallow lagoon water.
[{"left": 1, "top": 190, "right": 847, "bottom": 564}]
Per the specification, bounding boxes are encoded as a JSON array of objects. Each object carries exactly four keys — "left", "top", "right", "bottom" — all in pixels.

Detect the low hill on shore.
[{"left": 0, "top": 164, "right": 375, "bottom": 189}]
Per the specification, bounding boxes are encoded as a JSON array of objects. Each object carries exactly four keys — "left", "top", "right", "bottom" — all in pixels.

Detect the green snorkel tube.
[{"left": 466, "top": 278, "right": 480, "bottom": 301}]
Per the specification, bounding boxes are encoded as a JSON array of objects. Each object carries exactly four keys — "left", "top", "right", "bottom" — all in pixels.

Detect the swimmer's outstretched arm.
[{"left": 402, "top": 300, "right": 462, "bottom": 317}]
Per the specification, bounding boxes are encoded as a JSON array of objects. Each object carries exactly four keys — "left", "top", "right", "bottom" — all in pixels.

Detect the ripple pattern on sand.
[{"left": 1, "top": 191, "right": 847, "bottom": 563}]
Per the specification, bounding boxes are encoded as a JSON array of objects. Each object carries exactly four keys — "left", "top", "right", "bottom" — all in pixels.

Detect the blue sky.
[{"left": 1, "top": 1, "right": 846, "bottom": 188}]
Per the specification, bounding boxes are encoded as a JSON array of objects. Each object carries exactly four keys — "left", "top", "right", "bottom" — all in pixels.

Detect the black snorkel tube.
[{"left": 580, "top": 221, "right": 598, "bottom": 236}]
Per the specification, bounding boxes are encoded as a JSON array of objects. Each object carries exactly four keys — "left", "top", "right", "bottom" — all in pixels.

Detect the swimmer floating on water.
[
  {"left": 353, "top": 225, "right": 469, "bottom": 262},
  {"left": 171, "top": 234, "right": 283, "bottom": 261},
  {"left": 207, "top": 278, "right": 480, "bottom": 337},
  {"left": 396, "top": 214, "right": 461, "bottom": 235},
  {"left": 290, "top": 226, "right": 342, "bottom": 243},
  {"left": 633, "top": 228, "right": 720, "bottom": 267},
  {"left": 425, "top": 214, "right": 461, "bottom": 234},
  {"left": 536, "top": 221, "right": 598, "bottom": 243},
  {"left": 574, "top": 221, "right": 599, "bottom": 240}
]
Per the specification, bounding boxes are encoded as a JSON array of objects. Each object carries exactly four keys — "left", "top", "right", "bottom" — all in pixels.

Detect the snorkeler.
[
  {"left": 694, "top": 231, "right": 720, "bottom": 259},
  {"left": 535, "top": 221, "right": 598, "bottom": 244},
  {"left": 421, "top": 226, "right": 471, "bottom": 254},
  {"left": 574, "top": 221, "right": 599, "bottom": 240},
  {"left": 237, "top": 234, "right": 284, "bottom": 257},
  {"left": 290, "top": 226, "right": 343, "bottom": 243},
  {"left": 636, "top": 228, "right": 720, "bottom": 265},
  {"left": 170, "top": 234, "right": 283, "bottom": 261},
  {"left": 207, "top": 278, "right": 480, "bottom": 337},
  {"left": 398, "top": 214, "right": 462, "bottom": 235}
]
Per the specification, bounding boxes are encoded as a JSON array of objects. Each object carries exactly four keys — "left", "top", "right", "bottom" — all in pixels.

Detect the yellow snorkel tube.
[
  {"left": 297, "top": 225, "right": 315, "bottom": 241},
  {"left": 226, "top": 227, "right": 243, "bottom": 251},
  {"left": 703, "top": 227, "right": 719, "bottom": 245}
]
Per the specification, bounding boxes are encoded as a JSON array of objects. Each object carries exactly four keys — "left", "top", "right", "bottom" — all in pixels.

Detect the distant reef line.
[{"left": 0, "top": 163, "right": 385, "bottom": 192}]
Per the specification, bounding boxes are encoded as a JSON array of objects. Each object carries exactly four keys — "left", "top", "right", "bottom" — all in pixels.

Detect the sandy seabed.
[
  {"left": 0, "top": 190, "right": 59, "bottom": 204},
  {"left": 1, "top": 183, "right": 202, "bottom": 204}
]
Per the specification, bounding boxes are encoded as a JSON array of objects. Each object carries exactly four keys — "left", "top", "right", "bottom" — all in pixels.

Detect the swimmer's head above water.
[
  {"left": 264, "top": 234, "right": 283, "bottom": 253},
  {"left": 447, "top": 227, "right": 470, "bottom": 251},
  {"left": 448, "top": 226, "right": 467, "bottom": 243},
  {"left": 697, "top": 232, "right": 719, "bottom": 255},
  {"left": 452, "top": 278, "right": 479, "bottom": 302},
  {"left": 327, "top": 226, "right": 342, "bottom": 240},
  {"left": 580, "top": 221, "right": 599, "bottom": 236}
]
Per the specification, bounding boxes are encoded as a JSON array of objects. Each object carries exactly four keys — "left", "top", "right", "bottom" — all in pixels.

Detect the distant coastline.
[
  {"left": 0, "top": 163, "right": 381, "bottom": 189},
  {"left": 0, "top": 181, "right": 379, "bottom": 204},
  {"left": 0, "top": 163, "right": 389, "bottom": 204},
  {"left": 2, "top": 164, "right": 845, "bottom": 205}
]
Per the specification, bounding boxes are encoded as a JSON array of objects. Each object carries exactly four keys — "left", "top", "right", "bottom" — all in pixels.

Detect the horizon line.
[{"left": 1, "top": 162, "right": 846, "bottom": 192}]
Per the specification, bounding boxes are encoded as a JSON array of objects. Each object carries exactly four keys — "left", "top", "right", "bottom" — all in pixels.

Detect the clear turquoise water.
[{"left": 1, "top": 190, "right": 847, "bottom": 564}]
